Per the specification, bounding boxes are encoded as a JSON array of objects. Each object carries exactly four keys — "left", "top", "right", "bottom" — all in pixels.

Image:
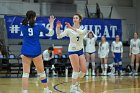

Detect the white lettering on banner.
[
  {"left": 103, "top": 26, "right": 110, "bottom": 37},
  {"left": 9, "top": 25, "right": 20, "bottom": 33},
  {"left": 8, "top": 24, "right": 118, "bottom": 39},
  {"left": 94, "top": 25, "right": 102, "bottom": 37},
  {"left": 110, "top": 26, "right": 117, "bottom": 38}
]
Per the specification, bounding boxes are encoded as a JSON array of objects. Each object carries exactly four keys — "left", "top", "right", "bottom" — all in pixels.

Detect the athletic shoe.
[
  {"left": 134, "top": 72, "right": 138, "bottom": 76},
  {"left": 70, "top": 83, "right": 84, "bottom": 93},
  {"left": 22, "top": 90, "right": 28, "bottom": 93},
  {"left": 44, "top": 88, "right": 52, "bottom": 93}
]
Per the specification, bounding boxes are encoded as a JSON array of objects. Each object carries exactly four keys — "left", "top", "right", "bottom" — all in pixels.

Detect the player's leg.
[
  {"left": 104, "top": 57, "right": 108, "bottom": 75},
  {"left": 114, "top": 53, "right": 119, "bottom": 75},
  {"left": 100, "top": 58, "right": 104, "bottom": 75},
  {"left": 85, "top": 53, "right": 90, "bottom": 75},
  {"left": 69, "top": 54, "right": 80, "bottom": 92},
  {"left": 118, "top": 53, "right": 123, "bottom": 75},
  {"left": 22, "top": 55, "right": 32, "bottom": 93},
  {"left": 91, "top": 53, "right": 96, "bottom": 75},
  {"left": 33, "top": 55, "right": 52, "bottom": 93},
  {"left": 135, "top": 54, "right": 139, "bottom": 75},
  {"left": 75, "top": 54, "right": 86, "bottom": 93},
  {"left": 130, "top": 54, "right": 135, "bottom": 74}
]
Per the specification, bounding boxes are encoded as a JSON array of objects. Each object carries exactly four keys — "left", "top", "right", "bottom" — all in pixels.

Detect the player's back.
[{"left": 20, "top": 25, "right": 43, "bottom": 56}]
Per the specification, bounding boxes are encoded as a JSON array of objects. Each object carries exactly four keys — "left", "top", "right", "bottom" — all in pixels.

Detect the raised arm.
[
  {"left": 56, "top": 20, "right": 68, "bottom": 39},
  {"left": 65, "top": 22, "right": 87, "bottom": 35},
  {"left": 41, "top": 16, "right": 55, "bottom": 36}
]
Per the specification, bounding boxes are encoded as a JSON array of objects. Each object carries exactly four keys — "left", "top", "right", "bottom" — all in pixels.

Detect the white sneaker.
[
  {"left": 129, "top": 72, "right": 133, "bottom": 76},
  {"left": 134, "top": 72, "right": 138, "bottom": 76},
  {"left": 70, "top": 83, "right": 84, "bottom": 93},
  {"left": 44, "top": 88, "right": 52, "bottom": 93},
  {"left": 76, "top": 83, "right": 84, "bottom": 93},
  {"left": 22, "top": 90, "right": 28, "bottom": 93}
]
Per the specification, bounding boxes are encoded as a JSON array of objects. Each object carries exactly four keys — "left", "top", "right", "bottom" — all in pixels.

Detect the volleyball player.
[
  {"left": 56, "top": 14, "right": 87, "bottom": 93},
  {"left": 21, "top": 10, "right": 54, "bottom": 93},
  {"left": 98, "top": 36, "right": 109, "bottom": 76},
  {"left": 129, "top": 32, "right": 140, "bottom": 75},
  {"left": 84, "top": 31, "right": 97, "bottom": 76},
  {"left": 111, "top": 35, "right": 123, "bottom": 75}
]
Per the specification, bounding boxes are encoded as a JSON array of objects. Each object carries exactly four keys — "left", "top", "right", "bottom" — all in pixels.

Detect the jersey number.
[
  {"left": 77, "top": 36, "right": 80, "bottom": 41},
  {"left": 28, "top": 28, "right": 33, "bottom": 36}
]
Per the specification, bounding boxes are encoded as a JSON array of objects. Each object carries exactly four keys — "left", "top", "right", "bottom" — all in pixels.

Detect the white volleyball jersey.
[
  {"left": 130, "top": 39, "right": 140, "bottom": 54},
  {"left": 57, "top": 26, "right": 87, "bottom": 52},
  {"left": 98, "top": 42, "right": 109, "bottom": 58},
  {"left": 84, "top": 34, "right": 97, "bottom": 53},
  {"left": 111, "top": 41, "right": 123, "bottom": 53},
  {"left": 43, "top": 50, "right": 54, "bottom": 61}
]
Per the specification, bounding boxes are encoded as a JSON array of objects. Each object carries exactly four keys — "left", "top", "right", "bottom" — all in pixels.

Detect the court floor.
[{"left": 0, "top": 76, "right": 140, "bottom": 93}]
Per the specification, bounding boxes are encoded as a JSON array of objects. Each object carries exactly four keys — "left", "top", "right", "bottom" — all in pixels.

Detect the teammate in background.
[
  {"left": 56, "top": 14, "right": 87, "bottom": 93},
  {"left": 43, "top": 47, "right": 56, "bottom": 75},
  {"left": 84, "top": 31, "right": 97, "bottom": 76},
  {"left": 129, "top": 32, "right": 140, "bottom": 75},
  {"left": 43, "top": 47, "right": 54, "bottom": 64},
  {"left": 21, "top": 10, "right": 54, "bottom": 93},
  {"left": 98, "top": 36, "right": 109, "bottom": 76},
  {"left": 111, "top": 35, "right": 123, "bottom": 75}
]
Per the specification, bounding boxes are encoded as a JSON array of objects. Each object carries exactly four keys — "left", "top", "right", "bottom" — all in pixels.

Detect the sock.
[
  {"left": 22, "top": 90, "right": 28, "bottom": 93},
  {"left": 104, "top": 64, "right": 108, "bottom": 73},
  {"left": 136, "top": 63, "right": 139, "bottom": 72},
  {"left": 91, "top": 62, "right": 95, "bottom": 71},
  {"left": 44, "top": 87, "right": 49, "bottom": 91},
  {"left": 119, "top": 65, "right": 122, "bottom": 72},
  {"left": 115, "top": 64, "right": 118, "bottom": 72},
  {"left": 131, "top": 63, "right": 134, "bottom": 72},
  {"left": 101, "top": 64, "right": 104, "bottom": 72}
]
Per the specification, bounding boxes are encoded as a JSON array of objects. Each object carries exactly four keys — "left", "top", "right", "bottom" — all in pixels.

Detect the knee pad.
[
  {"left": 41, "top": 78, "right": 47, "bottom": 83},
  {"left": 79, "top": 71, "right": 85, "bottom": 78},
  {"left": 119, "top": 61, "right": 122, "bottom": 65},
  {"left": 22, "top": 72, "right": 29, "bottom": 78},
  {"left": 38, "top": 71, "right": 46, "bottom": 78},
  {"left": 72, "top": 71, "right": 79, "bottom": 79}
]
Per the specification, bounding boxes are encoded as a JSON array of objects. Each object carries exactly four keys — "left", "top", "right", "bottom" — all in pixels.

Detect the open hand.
[
  {"left": 56, "top": 20, "right": 61, "bottom": 28},
  {"left": 49, "top": 15, "right": 55, "bottom": 23}
]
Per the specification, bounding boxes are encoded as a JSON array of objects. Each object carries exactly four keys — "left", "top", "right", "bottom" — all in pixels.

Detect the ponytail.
[
  {"left": 22, "top": 10, "right": 36, "bottom": 27},
  {"left": 22, "top": 17, "right": 28, "bottom": 26},
  {"left": 29, "top": 18, "right": 35, "bottom": 27}
]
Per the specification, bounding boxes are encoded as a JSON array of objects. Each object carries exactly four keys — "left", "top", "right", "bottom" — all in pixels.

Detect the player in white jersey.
[
  {"left": 84, "top": 31, "right": 97, "bottom": 76},
  {"left": 56, "top": 14, "right": 86, "bottom": 93},
  {"left": 98, "top": 36, "right": 109, "bottom": 75},
  {"left": 129, "top": 32, "right": 140, "bottom": 75},
  {"left": 111, "top": 35, "right": 123, "bottom": 75}
]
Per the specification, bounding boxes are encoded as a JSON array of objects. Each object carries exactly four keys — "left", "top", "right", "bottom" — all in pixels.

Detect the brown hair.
[
  {"left": 88, "top": 32, "right": 94, "bottom": 38},
  {"left": 22, "top": 10, "right": 36, "bottom": 27},
  {"left": 74, "top": 13, "right": 83, "bottom": 21}
]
